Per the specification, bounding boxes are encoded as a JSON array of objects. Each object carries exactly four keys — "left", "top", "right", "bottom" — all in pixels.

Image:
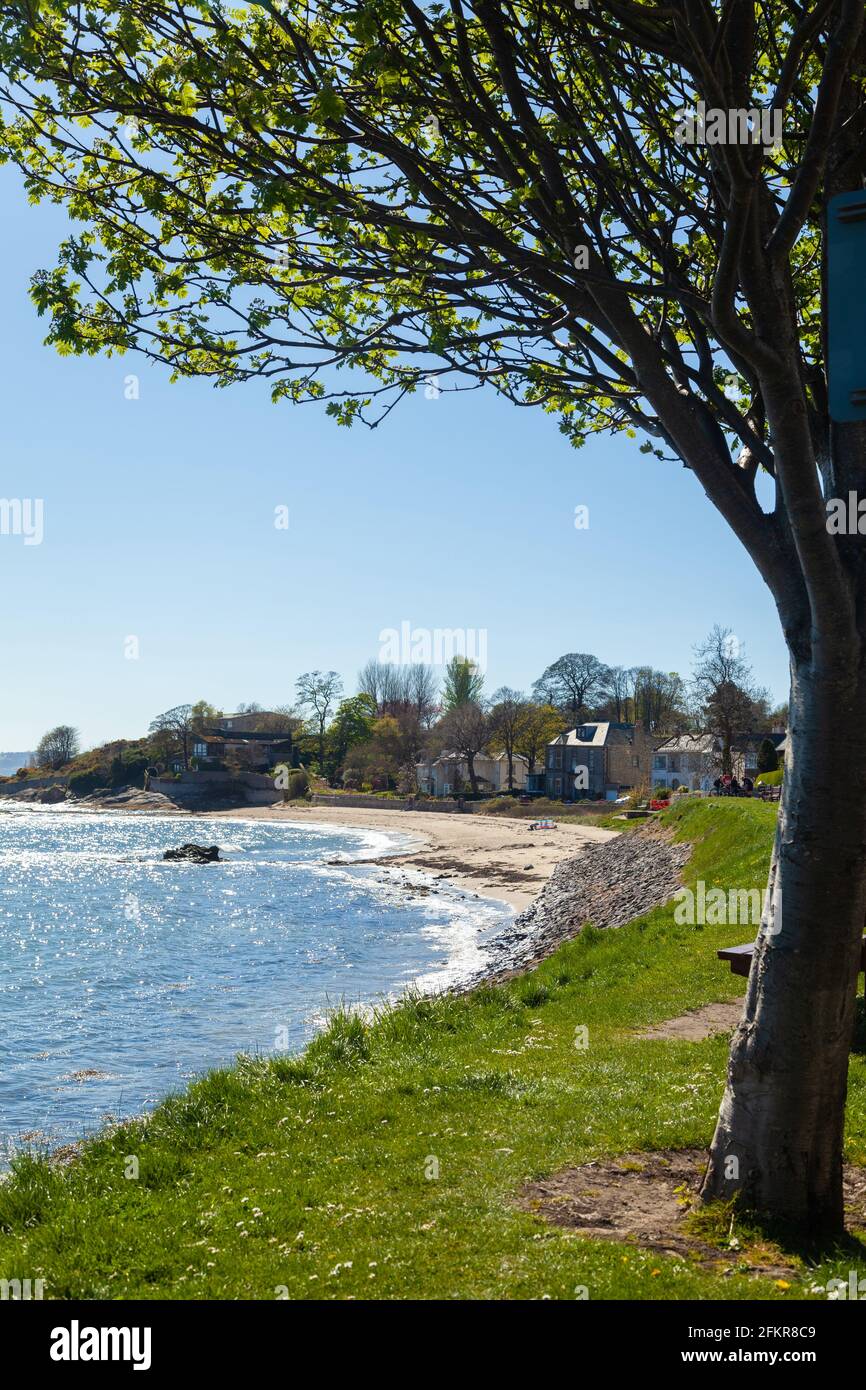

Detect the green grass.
[{"left": 2, "top": 799, "right": 865, "bottom": 1300}]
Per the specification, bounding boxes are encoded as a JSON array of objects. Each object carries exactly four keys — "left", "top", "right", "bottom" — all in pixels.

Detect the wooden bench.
[{"left": 718, "top": 936, "right": 866, "bottom": 979}]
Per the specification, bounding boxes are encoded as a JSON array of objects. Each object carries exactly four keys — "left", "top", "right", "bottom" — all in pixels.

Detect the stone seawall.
[
  {"left": 468, "top": 828, "right": 692, "bottom": 984},
  {"left": 149, "top": 772, "right": 280, "bottom": 806}
]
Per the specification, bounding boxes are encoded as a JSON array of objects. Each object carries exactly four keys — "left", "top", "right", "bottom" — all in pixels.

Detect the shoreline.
[{"left": 203, "top": 802, "right": 618, "bottom": 912}]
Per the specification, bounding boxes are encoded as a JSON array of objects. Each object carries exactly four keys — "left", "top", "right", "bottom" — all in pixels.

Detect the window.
[
  {"left": 632, "top": 755, "right": 639, "bottom": 767},
  {"left": 193, "top": 742, "right": 207, "bottom": 759},
  {"left": 653, "top": 755, "right": 665, "bottom": 770},
  {"left": 554, "top": 777, "right": 562, "bottom": 795}
]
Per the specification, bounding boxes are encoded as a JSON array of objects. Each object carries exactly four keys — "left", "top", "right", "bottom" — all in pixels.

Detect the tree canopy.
[{"left": 1, "top": 0, "right": 863, "bottom": 657}]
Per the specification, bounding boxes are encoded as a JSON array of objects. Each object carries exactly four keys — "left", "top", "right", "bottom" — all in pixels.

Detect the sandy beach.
[{"left": 206, "top": 802, "right": 617, "bottom": 910}]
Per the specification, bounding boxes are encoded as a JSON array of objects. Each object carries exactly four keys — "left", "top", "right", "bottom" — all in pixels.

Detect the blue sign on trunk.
[{"left": 828, "top": 190, "right": 866, "bottom": 423}]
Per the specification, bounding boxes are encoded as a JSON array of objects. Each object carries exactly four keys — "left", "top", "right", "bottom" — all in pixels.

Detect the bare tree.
[
  {"left": 630, "top": 667, "right": 688, "bottom": 732},
  {"left": 437, "top": 702, "right": 490, "bottom": 797},
  {"left": 36, "top": 724, "right": 80, "bottom": 771},
  {"left": 489, "top": 688, "right": 528, "bottom": 791},
  {"left": 148, "top": 706, "right": 195, "bottom": 771},
  {"left": 691, "top": 628, "right": 763, "bottom": 775},
  {"left": 295, "top": 672, "right": 343, "bottom": 775},
  {"left": 357, "top": 660, "right": 383, "bottom": 712},
  {"left": 602, "top": 666, "right": 637, "bottom": 723}
]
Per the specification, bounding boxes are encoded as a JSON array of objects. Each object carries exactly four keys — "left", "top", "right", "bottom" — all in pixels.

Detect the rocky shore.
[{"left": 464, "top": 827, "right": 691, "bottom": 988}]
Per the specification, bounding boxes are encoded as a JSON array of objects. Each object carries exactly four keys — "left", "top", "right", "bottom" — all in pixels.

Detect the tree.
[
  {"left": 3, "top": 0, "right": 866, "bottom": 1230},
  {"left": 441, "top": 657, "right": 484, "bottom": 712},
  {"left": 601, "top": 666, "right": 637, "bottom": 723},
  {"left": 148, "top": 705, "right": 195, "bottom": 770},
  {"left": 488, "top": 687, "right": 528, "bottom": 791},
  {"left": 533, "top": 654, "right": 610, "bottom": 719},
  {"left": 328, "top": 693, "right": 376, "bottom": 780},
  {"left": 190, "top": 699, "right": 222, "bottom": 732},
  {"left": 630, "top": 667, "right": 688, "bottom": 732},
  {"left": 768, "top": 703, "right": 790, "bottom": 730},
  {"left": 295, "top": 671, "right": 343, "bottom": 775},
  {"left": 36, "top": 724, "right": 79, "bottom": 770},
  {"left": 358, "top": 661, "right": 437, "bottom": 726},
  {"left": 757, "top": 738, "right": 780, "bottom": 775},
  {"left": 691, "top": 627, "right": 763, "bottom": 776},
  {"left": 232, "top": 705, "right": 300, "bottom": 734},
  {"left": 514, "top": 703, "right": 565, "bottom": 775},
  {"left": 352, "top": 715, "right": 409, "bottom": 791},
  {"left": 436, "top": 701, "right": 490, "bottom": 797}
]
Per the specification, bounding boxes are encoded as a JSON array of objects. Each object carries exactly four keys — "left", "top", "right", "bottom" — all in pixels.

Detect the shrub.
[
  {"left": 67, "top": 769, "right": 104, "bottom": 797},
  {"left": 756, "top": 738, "right": 779, "bottom": 774},
  {"left": 282, "top": 768, "right": 309, "bottom": 801}
]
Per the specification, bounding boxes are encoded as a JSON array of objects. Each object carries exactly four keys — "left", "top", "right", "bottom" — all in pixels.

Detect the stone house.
[{"left": 544, "top": 721, "right": 657, "bottom": 801}]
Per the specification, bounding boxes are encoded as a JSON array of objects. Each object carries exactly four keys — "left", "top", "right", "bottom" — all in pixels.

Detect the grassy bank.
[{"left": 2, "top": 799, "right": 865, "bottom": 1300}]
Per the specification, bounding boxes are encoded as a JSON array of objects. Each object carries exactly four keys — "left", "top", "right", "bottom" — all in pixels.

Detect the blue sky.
[{"left": 0, "top": 166, "right": 789, "bottom": 752}]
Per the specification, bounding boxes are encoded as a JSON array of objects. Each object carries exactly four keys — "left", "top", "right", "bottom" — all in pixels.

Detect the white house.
[
  {"left": 652, "top": 733, "right": 744, "bottom": 791},
  {"left": 416, "top": 751, "right": 530, "bottom": 797}
]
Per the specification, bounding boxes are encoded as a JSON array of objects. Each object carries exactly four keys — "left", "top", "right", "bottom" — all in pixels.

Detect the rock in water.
[{"left": 162, "top": 843, "right": 222, "bottom": 864}]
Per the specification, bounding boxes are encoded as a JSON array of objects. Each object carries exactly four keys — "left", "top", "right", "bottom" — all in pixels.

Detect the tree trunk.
[
  {"left": 466, "top": 753, "right": 479, "bottom": 796},
  {"left": 701, "top": 656, "right": 866, "bottom": 1232},
  {"left": 721, "top": 729, "right": 733, "bottom": 778}
]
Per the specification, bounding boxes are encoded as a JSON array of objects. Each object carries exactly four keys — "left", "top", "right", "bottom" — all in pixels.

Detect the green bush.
[
  {"left": 756, "top": 738, "right": 779, "bottom": 774},
  {"left": 282, "top": 768, "right": 309, "bottom": 801},
  {"left": 67, "top": 769, "right": 103, "bottom": 797}
]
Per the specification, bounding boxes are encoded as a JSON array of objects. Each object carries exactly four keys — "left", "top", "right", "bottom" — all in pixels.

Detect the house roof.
[
  {"left": 203, "top": 727, "right": 291, "bottom": 744},
  {"left": 420, "top": 751, "right": 529, "bottom": 768},
  {"left": 734, "top": 730, "right": 787, "bottom": 749},
  {"left": 220, "top": 711, "right": 285, "bottom": 722},
  {"left": 654, "top": 733, "right": 721, "bottom": 755},
  {"left": 550, "top": 722, "right": 611, "bottom": 748}
]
